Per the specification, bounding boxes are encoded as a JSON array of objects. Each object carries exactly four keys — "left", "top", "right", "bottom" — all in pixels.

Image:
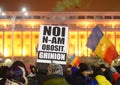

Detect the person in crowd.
[
  {"left": 115, "top": 77, "right": 120, "bottom": 85},
  {"left": 10, "top": 60, "right": 28, "bottom": 85},
  {"left": 71, "top": 63, "right": 90, "bottom": 85},
  {"left": 88, "top": 65, "right": 98, "bottom": 85},
  {"left": 28, "top": 65, "right": 37, "bottom": 77},
  {"left": 115, "top": 65, "right": 120, "bottom": 73},
  {"left": 65, "top": 65, "right": 72, "bottom": 84},
  {"left": 0, "top": 66, "right": 9, "bottom": 85},
  {"left": 65, "top": 65, "right": 79, "bottom": 84},
  {"left": 99, "top": 64, "right": 113, "bottom": 84},
  {"left": 5, "top": 66, "right": 27, "bottom": 85},
  {"left": 94, "top": 67, "right": 112, "bottom": 85},
  {"left": 111, "top": 66, "right": 120, "bottom": 84},
  {"left": 43, "top": 63, "right": 69, "bottom": 85},
  {"left": 11, "top": 60, "right": 28, "bottom": 76},
  {"left": 27, "top": 65, "right": 41, "bottom": 85},
  {"left": 36, "top": 67, "right": 48, "bottom": 85}
]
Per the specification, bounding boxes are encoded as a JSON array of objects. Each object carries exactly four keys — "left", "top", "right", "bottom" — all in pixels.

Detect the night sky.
[{"left": 0, "top": 0, "right": 120, "bottom": 11}]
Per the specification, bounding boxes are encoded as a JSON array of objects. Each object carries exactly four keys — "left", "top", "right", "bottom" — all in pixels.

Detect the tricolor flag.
[
  {"left": 68, "top": 54, "right": 81, "bottom": 66},
  {"left": 86, "top": 26, "right": 118, "bottom": 64}
]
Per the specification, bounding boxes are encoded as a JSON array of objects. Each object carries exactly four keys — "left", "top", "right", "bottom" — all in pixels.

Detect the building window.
[
  {"left": 78, "top": 16, "right": 85, "bottom": 19},
  {"left": 33, "top": 16, "right": 41, "bottom": 19},
  {"left": 6, "top": 16, "right": 12, "bottom": 19},
  {"left": 95, "top": 16, "right": 103, "bottom": 19},
  {"left": 104, "top": 16, "right": 112, "bottom": 19},
  {"left": 69, "top": 16, "right": 76, "bottom": 19},
  {"left": 41, "top": 16, "right": 46, "bottom": 19},
  {"left": 16, "top": 16, "right": 23, "bottom": 19},
  {"left": 113, "top": 16, "right": 120, "bottom": 19},
  {"left": 15, "top": 24, "right": 23, "bottom": 29},
  {"left": 0, "top": 16, "right": 6, "bottom": 19},
  {"left": 86, "top": 16, "right": 94, "bottom": 19},
  {"left": 23, "top": 16, "right": 32, "bottom": 19}
]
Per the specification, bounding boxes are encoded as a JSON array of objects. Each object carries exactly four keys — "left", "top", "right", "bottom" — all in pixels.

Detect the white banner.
[{"left": 37, "top": 25, "right": 68, "bottom": 65}]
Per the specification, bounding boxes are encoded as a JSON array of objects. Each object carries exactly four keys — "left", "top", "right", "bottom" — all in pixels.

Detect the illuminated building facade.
[{"left": 0, "top": 12, "right": 120, "bottom": 60}]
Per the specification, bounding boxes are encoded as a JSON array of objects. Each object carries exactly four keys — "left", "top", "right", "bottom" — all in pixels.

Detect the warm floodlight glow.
[
  {"left": 1, "top": 12, "right": 6, "bottom": 16},
  {"left": 24, "top": 12, "right": 28, "bottom": 16},
  {"left": 4, "top": 48, "right": 9, "bottom": 57},
  {"left": 22, "top": 7, "right": 27, "bottom": 12}
]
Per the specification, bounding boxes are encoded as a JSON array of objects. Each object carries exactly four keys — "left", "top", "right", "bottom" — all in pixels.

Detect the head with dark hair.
[
  {"left": 7, "top": 66, "right": 25, "bottom": 84},
  {"left": 99, "top": 64, "right": 107, "bottom": 72},
  {"left": 30, "top": 65, "right": 37, "bottom": 74},
  {"left": 77, "top": 63, "right": 89, "bottom": 77},
  {"left": 99, "top": 64, "right": 106, "bottom": 69},
  {"left": 79, "top": 63, "right": 89, "bottom": 73},
  {"left": 93, "top": 67, "right": 104, "bottom": 76}
]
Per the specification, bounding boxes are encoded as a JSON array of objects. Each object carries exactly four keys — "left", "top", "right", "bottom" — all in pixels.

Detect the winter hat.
[
  {"left": 48, "top": 63, "right": 63, "bottom": 75},
  {"left": 79, "top": 63, "right": 89, "bottom": 72},
  {"left": 99, "top": 64, "right": 106, "bottom": 68}
]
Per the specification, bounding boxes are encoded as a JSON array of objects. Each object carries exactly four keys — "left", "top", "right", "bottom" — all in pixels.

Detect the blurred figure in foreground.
[
  {"left": 71, "top": 63, "right": 90, "bottom": 85},
  {"left": 5, "top": 66, "right": 27, "bottom": 85},
  {"left": 6, "top": 60, "right": 28, "bottom": 85},
  {"left": 43, "top": 63, "right": 69, "bottom": 85},
  {"left": 99, "top": 64, "right": 113, "bottom": 84},
  {"left": 94, "top": 67, "right": 112, "bottom": 85},
  {"left": 0, "top": 66, "right": 9, "bottom": 85},
  {"left": 27, "top": 65, "right": 41, "bottom": 85}
]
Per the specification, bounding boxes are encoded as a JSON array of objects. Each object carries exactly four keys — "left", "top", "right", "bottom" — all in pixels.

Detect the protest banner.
[{"left": 37, "top": 25, "right": 68, "bottom": 65}]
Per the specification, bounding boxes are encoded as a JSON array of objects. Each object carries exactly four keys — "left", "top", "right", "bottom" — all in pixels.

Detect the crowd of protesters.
[{"left": 0, "top": 60, "right": 120, "bottom": 85}]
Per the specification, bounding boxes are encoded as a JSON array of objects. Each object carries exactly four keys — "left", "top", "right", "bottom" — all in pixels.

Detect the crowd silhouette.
[{"left": 0, "top": 60, "right": 120, "bottom": 85}]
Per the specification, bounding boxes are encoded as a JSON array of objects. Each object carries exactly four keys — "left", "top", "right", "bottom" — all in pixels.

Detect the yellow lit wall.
[
  {"left": 68, "top": 31, "right": 78, "bottom": 57},
  {"left": 23, "top": 32, "right": 31, "bottom": 57},
  {"left": 0, "top": 32, "right": 3, "bottom": 56},
  {"left": 116, "top": 32, "right": 120, "bottom": 54},
  {"left": 3, "top": 31, "right": 39, "bottom": 57},
  {"left": 2, "top": 30, "right": 120, "bottom": 58},
  {"left": 78, "top": 32, "right": 87, "bottom": 56},
  {"left": 14, "top": 32, "right": 22, "bottom": 57},
  {"left": 1, "top": 23, "right": 120, "bottom": 58},
  {"left": 4, "top": 32, "right": 12, "bottom": 57},
  {"left": 32, "top": 32, "right": 39, "bottom": 57}
]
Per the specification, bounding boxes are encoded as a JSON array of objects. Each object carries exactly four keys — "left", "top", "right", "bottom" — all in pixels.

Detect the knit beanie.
[
  {"left": 79, "top": 63, "right": 89, "bottom": 72},
  {"left": 99, "top": 64, "right": 106, "bottom": 68},
  {"left": 47, "top": 63, "right": 63, "bottom": 75}
]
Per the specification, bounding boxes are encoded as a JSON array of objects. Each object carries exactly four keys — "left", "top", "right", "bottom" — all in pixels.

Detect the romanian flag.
[
  {"left": 68, "top": 54, "right": 81, "bottom": 66},
  {"left": 86, "top": 26, "right": 118, "bottom": 64}
]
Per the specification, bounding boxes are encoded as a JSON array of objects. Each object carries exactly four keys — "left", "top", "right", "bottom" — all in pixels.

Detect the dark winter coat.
[
  {"left": 71, "top": 72, "right": 89, "bottom": 85},
  {"left": 103, "top": 68, "right": 113, "bottom": 84},
  {"left": 115, "top": 77, "right": 120, "bottom": 85}
]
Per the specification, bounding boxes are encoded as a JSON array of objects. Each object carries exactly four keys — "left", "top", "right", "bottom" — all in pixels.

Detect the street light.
[
  {"left": 11, "top": 7, "right": 28, "bottom": 62},
  {"left": 22, "top": 7, "right": 28, "bottom": 16},
  {"left": 0, "top": 8, "right": 6, "bottom": 16},
  {"left": 1, "top": 12, "right": 6, "bottom": 16}
]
